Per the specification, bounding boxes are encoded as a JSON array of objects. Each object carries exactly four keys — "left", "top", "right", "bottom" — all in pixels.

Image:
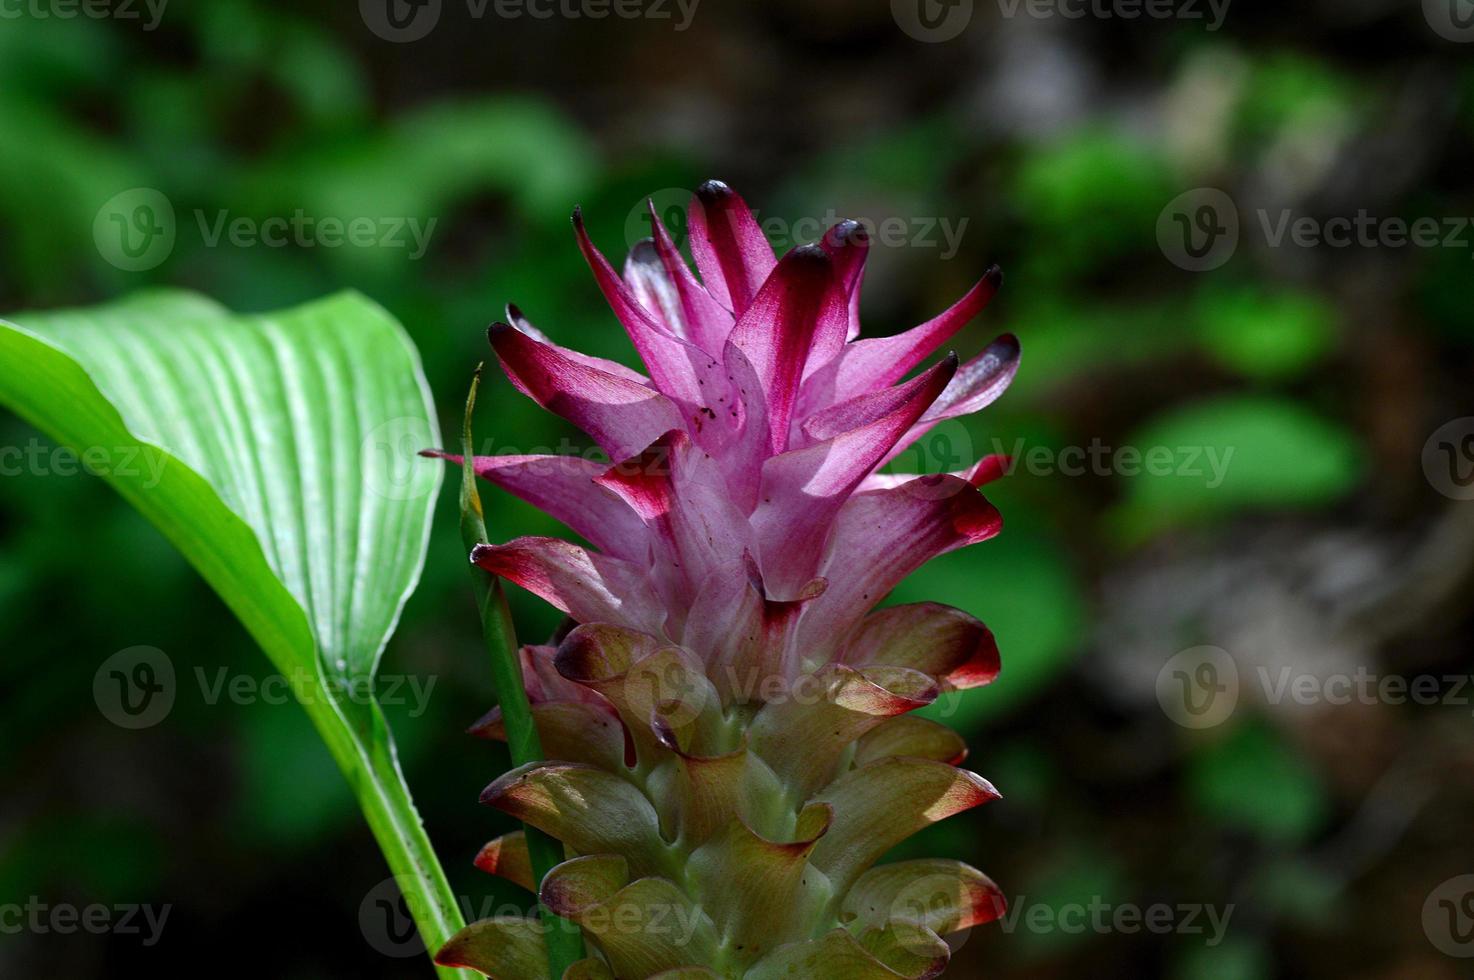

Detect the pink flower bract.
[{"left": 448, "top": 181, "right": 1017, "bottom": 700}]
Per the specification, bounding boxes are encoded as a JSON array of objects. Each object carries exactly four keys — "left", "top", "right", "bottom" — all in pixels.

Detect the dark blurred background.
[{"left": 2, "top": 0, "right": 1473, "bottom": 977}]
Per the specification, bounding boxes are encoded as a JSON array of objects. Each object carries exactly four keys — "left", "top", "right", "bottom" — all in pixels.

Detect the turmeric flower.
[{"left": 434, "top": 180, "right": 1019, "bottom": 980}]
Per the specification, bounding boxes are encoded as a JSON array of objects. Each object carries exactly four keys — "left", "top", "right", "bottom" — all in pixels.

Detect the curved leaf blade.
[
  {"left": 0, "top": 289, "right": 465, "bottom": 975},
  {"left": 1, "top": 288, "right": 440, "bottom": 681}
]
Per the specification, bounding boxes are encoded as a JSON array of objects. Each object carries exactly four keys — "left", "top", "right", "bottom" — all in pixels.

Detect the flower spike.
[{"left": 437, "top": 183, "right": 1018, "bottom": 979}]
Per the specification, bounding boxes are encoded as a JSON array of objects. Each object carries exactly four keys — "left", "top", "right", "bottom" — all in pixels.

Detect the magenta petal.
[
  {"left": 504, "top": 304, "right": 649, "bottom": 385},
  {"left": 818, "top": 219, "right": 870, "bottom": 346},
  {"left": 423, "top": 451, "right": 648, "bottom": 562},
  {"left": 623, "top": 239, "right": 687, "bottom": 339},
  {"left": 794, "top": 476, "right": 1002, "bottom": 657},
  {"left": 471, "top": 537, "right": 667, "bottom": 637},
  {"left": 800, "top": 353, "right": 961, "bottom": 445},
  {"left": 489, "top": 321, "right": 687, "bottom": 463},
  {"left": 647, "top": 198, "right": 735, "bottom": 356},
  {"left": 594, "top": 432, "right": 753, "bottom": 619},
  {"left": 682, "top": 559, "right": 776, "bottom": 702},
  {"left": 681, "top": 557, "right": 827, "bottom": 702},
  {"left": 688, "top": 179, "right": 776, "bottom": 316},
  {"left": 804, "top": 266, "right": 1002, "bottom": 409},
  {"left": 887, "top": 334, "right": 1020, "bottom": 465},
  {"left": 858, "top": 452, "right": 1012, "bottom": 493},
  {"left": 573, "top": 208, "right": 730, "bottom": 416},
  {"left": 926, "top": 334, "right": 1021, "bottom": 418},
  {"left": 724, "top": 244, "right": 844, "bottom": 457},
  {"left": 750, "top": 357, "right": 958, "bottom": 596}
]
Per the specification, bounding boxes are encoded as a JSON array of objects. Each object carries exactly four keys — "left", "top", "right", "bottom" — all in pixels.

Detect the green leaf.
[
  {"left": 233, "top": 97, "right": 597, "bottom": 270},
  {"left": 2, "top": 289, "right": 436, "bottom": 678},
  {"left": 1012, "top": 844, "right": 1125, "bottom": 958},
  {"left": 0, "top": 289, "right": 472, "bottom": 977},
  {"left": 1173, "top": 936, "right": 1270, "bottom": 980},
  {"left": 1194, "top": 286, "right": 1336, "bottom": 380},
  {"left": 1233, "top": 53, "right": 1360, "bottom": 146},
  {"left": 1013, "top": 131, "right": 1173, "bottom": 279},
  {"left": 1113, "top": 395, "right": 1362, "bottom": 539},
  {"left": 1187, "top": 721, "right": 1328, "bottom": 845}
]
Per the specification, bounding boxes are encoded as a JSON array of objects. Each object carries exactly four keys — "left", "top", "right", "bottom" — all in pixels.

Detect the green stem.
[
  {"left": 300, "top": 691, "right": 475, "bottom": 980},
  {"left": 459, "top": 367, "right": 586, "bottom": 976}
]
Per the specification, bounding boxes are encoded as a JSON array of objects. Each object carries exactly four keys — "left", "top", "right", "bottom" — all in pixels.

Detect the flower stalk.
[{"left": 457, "top": 365, "right": 586, "bottom": 977}]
